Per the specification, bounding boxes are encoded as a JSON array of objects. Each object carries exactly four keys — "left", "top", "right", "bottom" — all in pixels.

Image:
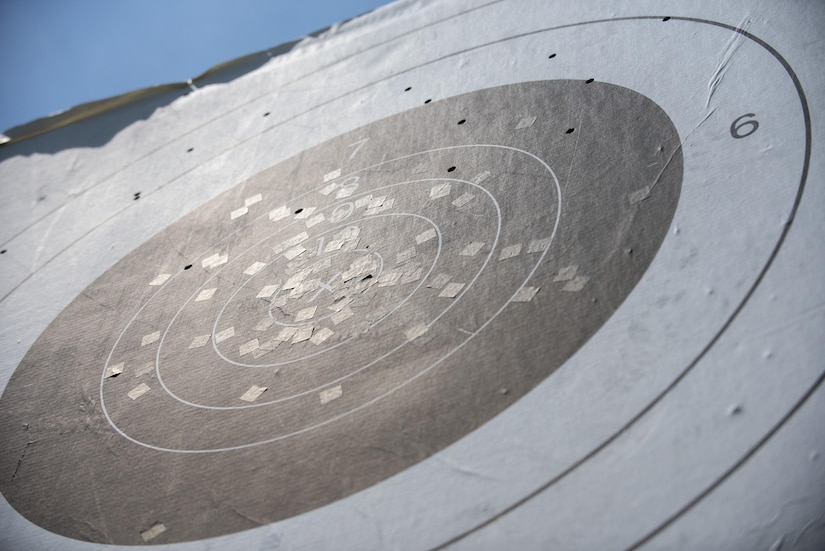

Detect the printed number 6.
[{"left": 730, "top": 113, "right": 759, "bottom": 139}]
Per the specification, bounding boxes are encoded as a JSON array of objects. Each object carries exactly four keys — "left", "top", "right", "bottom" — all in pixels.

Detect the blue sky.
[{"left": 0, "top": 0, "right": 391, "bottom": 132}]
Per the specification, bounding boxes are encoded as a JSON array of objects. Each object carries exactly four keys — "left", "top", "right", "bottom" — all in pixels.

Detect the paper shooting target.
[{"left": 0, "top": 2, "right": 822, "bottom": 550}]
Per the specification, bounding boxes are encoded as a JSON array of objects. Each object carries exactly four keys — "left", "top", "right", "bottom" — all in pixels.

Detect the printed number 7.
[{"left": 348, "top": 138, "right": 369, "bottom": 160}]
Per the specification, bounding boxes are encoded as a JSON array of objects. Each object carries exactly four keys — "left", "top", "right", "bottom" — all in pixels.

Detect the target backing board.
[{"left": 0, "top": 1, "right": 823, "bottom": 549}]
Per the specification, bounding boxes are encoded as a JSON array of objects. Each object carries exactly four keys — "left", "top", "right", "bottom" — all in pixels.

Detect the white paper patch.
[
  {"left": 239, "top": 338, "right": 260, "bottom": 356},
  {"left": 134, "top": 362, "right": 154, "bottom": 377},
  {"left": 527, "top": 238, "right": 552, "bottom": 254},
  {"left": 189, "top": 334, "right": 210, "bottom": 349},
  {"left": 275, "top": 327, "right": 298, "bottom": 342},
  {"left": 310, "top": 327, "right": 334, "bottom": 345},
  {"left": 563, "top": 275, "right": 590, "bottom": 292},
  {"left": 553, "top": 265, "right": 578, "bottom": 282},
  {"left": 378, "top": 272, "right": 402, "bottom": 287},
  {"left": 244, "top": 262, "right": 267, "bottom": 276},
  {"left": 405, "top": 323, "right": 429, "bottom": 341},
  {"left": 323, "top": 168, "right": 342, "bottom": 182},
  {"left": 291, "top": 325, "right": 313, "bottom": 344},
  {"left": 439, "top": 282, "right": 465, "bottom": 298},
  {"left": 331, "top": 307, "right": 354, "bottom": 325},
  {"left": 365, "top": 197, "right": 395, "bottom": 215},
  {"left": 240, "top": 385, "right": 267, "bottom": 402},
  {"left": 256, "top": 284, "right": 280, "bottom": 298},
  {"left": 306, "top": 213, "right": 326, "bottom": 228},
  {"left": 141, "top": 331, "right": 161, "bottom": 347},
  {"left": 328, "top": 296, "right": 353, "bottom": 312},
  {"left": 283, "top": 245, "right": 306, "bottom": 260},
  {"left": 202, "top": 253, "right": 228, "bottom": 268},
  {"left": 452, "top": 192, "right": 475, "bottom": 208},
  {"left": 214, "top": 327, "right": 235, "bottom": 343},
  {"left": 105, "top": 362, "right": 124, "bottom": 378},
  {"left": 354, "top": 194, "right": 373, "bottom": 208},
  {"left": 269, "top": 205, "right": 290, "bottom": 221},
  {"left": 499, "top": 244, "right": 522, "bottom": 260},
  {"left": 429, "top": 183, "right": 451, "bottom": 199},
  {"left": 319, "top": 182, "right": 339, "bottom": 195},
  {"left": 427, "top": 273, "right": 452, "bottom": 289},
  {"left": 516, "top": 115, "right": 537, "bottom": 129},
  {"left": 472, "top": 171, "right": 491, "bottom": 184},
  {"left": 512, "top": 286, "right": 540, "bottom": 302},
  {"left": 230, "top": 206, "right": 248, "bottom": 220},
  {"left": 140, "top": 523, "right": 166, "bottom": 542},
  {"left": 459, "top": 242, "right": 485, "bottom": 256},
  {"left": 319, "top": 385, "right": 343, "bottom": 404},
  {"left": 254, "top": 318, "right": 275, "bottom": 331},
  {"left": 336, "top": 186, "right": 356, "bottom": 199},
  {"left": 294, "top": 306, "right": 317, "bottom": 322},
  {"left": 148, "top": 273, "right": 171, "bottom": 286},
  {"left": 195, "top": 288, "right": 217, "bottom": 302},
  {"left": 244, "top": 193, "right": 263, "bottom": 207},
  {"left": 415, "top": 228, "right": 437, "bottom": 244},
  {"left": 128, "top": 383, "right": 150, "bottom": 401}
]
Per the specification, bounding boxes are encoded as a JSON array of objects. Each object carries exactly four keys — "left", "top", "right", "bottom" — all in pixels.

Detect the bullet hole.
[
  {"left": 457, "top": 119, "right": 466, "bottom": 125},
  {"left": 565, "top": 128, "right": 575, "bottom": 134},
  {"left": 404, "top": 86, "right": 412, "bottom": 91},
  {"left": 263, "top": 112, "right": 270, "bottom": 117},
  {"left": 294, "top": 208, "right": 303, "bottom": 214},
  {"left": 499, "top": 388, "right": 509, "bottom": 395},
  {"left": 184, "top": 264, "right": 192, "bottom": 270},
  {"left": 424, "top": 99, "right": 432, "bottom": 104},
  {"left": 625, "top": 248, "right": 633, "bottom": 255},
  {"left": 727, "top": 404, "right": 743, "bottom": 416},
  {"left": 187, "top": 147, "right": 194, "bottom": 153},
  {"left": 0, "top": 249, "right": 6, "bottom": 255},
  {"left": 362, "top": 274, "right": 373, "bottom": 281},
  {"left": 662, "top": 16, "right": 671, "bottom": 21},
  {"left": 447, "top": 166, "right": 456, "bottom": 172},
  {"left": 585, "top": 78, "right": 594, "bottom": 83},
  {"left": 133, "top": 192, "right": 141, "bottom": 201},
  {"left": 548, "top": 53, "right": 557, "bottom": 59}
]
